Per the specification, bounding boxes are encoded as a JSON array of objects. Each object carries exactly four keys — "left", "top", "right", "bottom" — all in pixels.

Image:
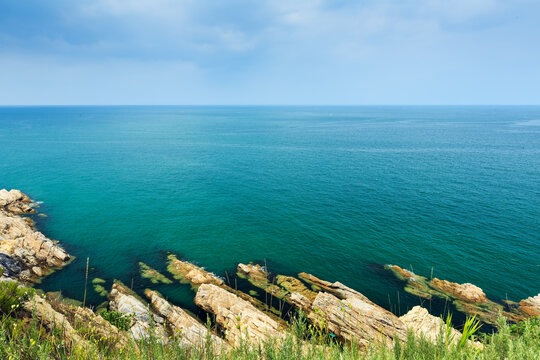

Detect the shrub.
[
  {"left": 100, "top": 310, "right": 132, "bottom": 331},
  {"left": 0, "top": 281, "right": 34, "bottom": 315}
]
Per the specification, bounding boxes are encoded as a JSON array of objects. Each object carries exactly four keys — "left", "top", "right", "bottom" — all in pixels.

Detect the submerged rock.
[
  {"left": 194, "top": 283, "right": 283, "bottom": 346},
  {"left": 139, "top": 262, "right": 172, "bottom": 284},
  {"left": 0, "top": 189, "right": 70, "bottom": 283},
  {"left": 108, "top": 282, "right": 168, "bottom": 341},
  {"left": 385, "top": 264, "right": 529, "bottom": 324},
  {"left": 237, "top": 263, "right": 317, "bottom": 310},
  {"left": 167, "top": 254, "right": 223, "bottom": 287},
  {"left": 145, "top": 289, "right": 228, "bottom": 351},
  {"left": 92, "top": 278, "right": 108, "bottom": 297}
]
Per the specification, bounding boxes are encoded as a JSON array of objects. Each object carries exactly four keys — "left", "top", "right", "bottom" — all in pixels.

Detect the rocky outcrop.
[
  {"left": 430, "top": 278, "right": 487, "bottom": 303},
  {"left": 0, "top": 189, "right": 34, "bottom": 214},
  {"left": 167, "top": 254, "right": 223, "bottom": 287},
  {"left": 45, "top": 294, "right": 130, "bottom": 349},
  {"left": 145, "top": 289, "right": 228, "bottom": 351},
  {"left": 22, "top": 294, "right": 90, "bottom": 349},
  {"left": 0, "top": 189, "right": 70, "bottom": 282},
  {"left": 301, "top": 273, "right": 407, "bottom": 349},
  {"left": 400, "top": 306, "right": 483, "bottom": 349},
  {"left": 519, "top": 294, "right": 540, "bottom": 317},
  {"left": 194, "top": 283, "right": 283, "bottom": 346},
  {"left": 237, "top": 263, "right": 317, "bottom": 311},
  {"left": 400, "top": 306, "right": 461, "bottom": 344},
  {"left": 386, "top": 265, "right": 528, "bottom": 324},
  {"left": 108, "top": 283, "right": 168, "bottom": 341}
]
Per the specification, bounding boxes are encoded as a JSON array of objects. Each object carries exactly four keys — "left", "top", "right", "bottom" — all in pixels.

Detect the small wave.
[{"left": 514, "top": 119, "right": 540, "bottom": 126}]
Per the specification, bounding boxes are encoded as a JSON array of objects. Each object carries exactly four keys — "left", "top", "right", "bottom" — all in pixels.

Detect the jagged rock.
[
  {"left": 0, "top": 189, "right": 34, "bottom": 214},
  {"left": 430, "top": 278, "right": 487, "bottom": 303},
  {"left": 519, "top": 294, "right": 540, "bottom": 317},
  {"left": 108, "top": 283, "right": 168, "bottom": 341},
  {"left": 139, "top": 262, "right": 172, "bottom": 284},
  {"left": 0, "top": 253, "right": 23, "bottom": 277},
  {"left": 299, "top": 272, "right": 371, "bottom": 302},
  {"left": 194, "top": 283, "right": 283, "bottom": 346},
  {"left": 46, "top": 295, "right": 130, "bottom": 349},
  {"left": 400, "top": 306, "right": 461, "bottom": 343},
  {"left": 400, "top": 306, "right": 483, "bottom": 349},
  {"left": 22, "top": 294, "right": 90, "bottom": 349},
  {"left": 0, "top": 190, "right": 70, "bottom": 282},
  {"left": 237, "top": 263, "right": 317, "bottom": 311},
  {"left": 307, "top": 285, "right": 407, "bottom": 349},
  {"left": 145, "top": 289, "right": 228, "bottom": 351},
  {"left": 386, "top": 264, "right": 530, "bottom": 324},
  {"left": 167, "top": 254, "right": 223, "bottom": 287}
]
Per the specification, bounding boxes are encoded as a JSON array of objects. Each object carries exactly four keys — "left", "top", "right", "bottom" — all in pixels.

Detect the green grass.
[{"left": 0, "top": 307, "right": 538, "bottom": 359}]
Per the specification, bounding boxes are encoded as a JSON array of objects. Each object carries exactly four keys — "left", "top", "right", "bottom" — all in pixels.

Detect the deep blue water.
[{"left": 1, "top": 106, "right": 539, "bottom": 320}]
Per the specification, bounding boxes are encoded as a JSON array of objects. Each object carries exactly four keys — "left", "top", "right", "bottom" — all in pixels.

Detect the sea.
[{"left": 1, "top": 106, "right": 539, "bottom": 324}]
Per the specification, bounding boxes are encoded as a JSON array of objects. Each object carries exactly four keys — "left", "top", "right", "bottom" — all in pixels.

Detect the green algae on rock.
[
  {"left": 139, "top": 262, "right": 172, "bottom": 284},
  {"left": 166, "top": 254, "right": 223, "bottom": 288},
  {"left": 237, "top": 263, "right": 317, "bottom": 310},
  {"left": 92, "top": 278, "right": 108, "bottom": 297},
  {"left": 385, "top": 264, "right": 529, "bottom": 325}
]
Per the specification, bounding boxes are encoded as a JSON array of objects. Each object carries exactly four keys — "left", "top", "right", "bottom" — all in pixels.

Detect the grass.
[
  {"left": 0, "top": 306, "right": 538, "bottom": 359},
  {"left": 1, "top": 277, "right": 539, "bottom": 359}
]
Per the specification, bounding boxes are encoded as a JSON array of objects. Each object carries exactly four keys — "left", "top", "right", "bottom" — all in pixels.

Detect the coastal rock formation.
[
  {"left": 0, "top": 189, "right": 34, "bottom": 214},
  {"left": 194, "top": 283, "right": 283, "bottom": 346},
  {"left": 108, "top": 283, "right": 168, "bottom": 341},
  {"left": 299, "top": 272, "right": 371, "bottom": 302},
  {"left": 145, "top": 289, "right": 228, "bottom": 350},
  {"left": 22, "top": 294, "right": 90, "bottom": 349},
  {"left": 167, "top": 254, "right": 223, "bottom": 287},
  {"left": 301, "top": 273, "right": 407, "bottom": 348},
  {"left": 400, "top": 306, "right": 462, "bottom": 344},
  {"left": 0, "top": 189, "right": 70, "bottom": 282},
  {"left": 519, "top": 294, "right": 540, "bottom": 317},
  {"left": 400, "top": 306, "right": 483, "bottom": 349},
  {"left": 430, "top": 278, "right": 487, "bottom": 303},
  {"left": 386, "top": 265, "right": 528, "bottom": 324},
  {"left": 237, "top": 263, "right": 317, "bottom": 310},
  {"left": 46, "top": 295, "right": 130, "bottom": 349}
]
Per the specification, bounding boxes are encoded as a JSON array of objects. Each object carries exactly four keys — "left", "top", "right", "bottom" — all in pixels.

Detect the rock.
[
  {"left": 400, "top": 306, "right": 461, "bottom": 343},
  {"left": 519, "top": 294, "right": 540, "bottom": 317},
  {"left": 298, "top": 272, "right": 371, "bottom": 302},
  {"left": 0, "top": 190, "right": 70, "bottom": 283},
  {"left": 139, "top": 262, "right": 172, "bottom": 284},
  {"left": 108, "top": 283, "right": 168, "bottom": 341},
  {"left": 22, "top": 294, "right": 90, "bottom": 349},
  {"left": 0, "top": 189, "right": 34, "bottom": 214},
  {"left": 167, "top": 254, "right": 223, "bottom": 287},
  {"left": 145, "top": 289, "right": 228, "bottom": 351},
  {"left": 308, "top": 289, "right": 407, "bottom": 349},
  {"left": 194, "top": 283, "right": 283, "bottom": 346},
  {"left": 45, "top": 294, "right": 130, "bottom": 349},
  {"left": 0, "top": 253, "right": 23, "bottom": 277},
  {"left": 430, "top": 278, "right": 488, "bottom": 303},
  {"left": 237, "top": 263, "right": 317, "bottom": 311},
  {"left": 400, "top": 306, "right": 483, "bottom": 349}
]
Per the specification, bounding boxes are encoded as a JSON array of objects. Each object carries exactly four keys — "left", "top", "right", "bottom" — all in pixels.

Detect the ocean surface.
[{"left": 1, "top": 106, "right": 539, "bottom": 322}]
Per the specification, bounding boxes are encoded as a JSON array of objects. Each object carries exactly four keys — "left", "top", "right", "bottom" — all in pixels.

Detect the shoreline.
[{"left": 1, "top": 189, "right": 539, "bottom": 351}]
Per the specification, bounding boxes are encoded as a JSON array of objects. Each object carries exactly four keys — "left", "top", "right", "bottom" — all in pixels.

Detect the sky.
[{"left": 0, "top": 0, "right": 539, "bottom": 105}]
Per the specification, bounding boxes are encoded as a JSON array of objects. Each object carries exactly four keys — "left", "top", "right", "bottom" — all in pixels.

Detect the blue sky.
[{"left": 1, "top": 0, "right": 539, "bottom": 105}]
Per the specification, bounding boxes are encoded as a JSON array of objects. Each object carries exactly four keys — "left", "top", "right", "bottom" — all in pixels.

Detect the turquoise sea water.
[{"left": 1, "top": 106, "right": 539, "bottom": 320}]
